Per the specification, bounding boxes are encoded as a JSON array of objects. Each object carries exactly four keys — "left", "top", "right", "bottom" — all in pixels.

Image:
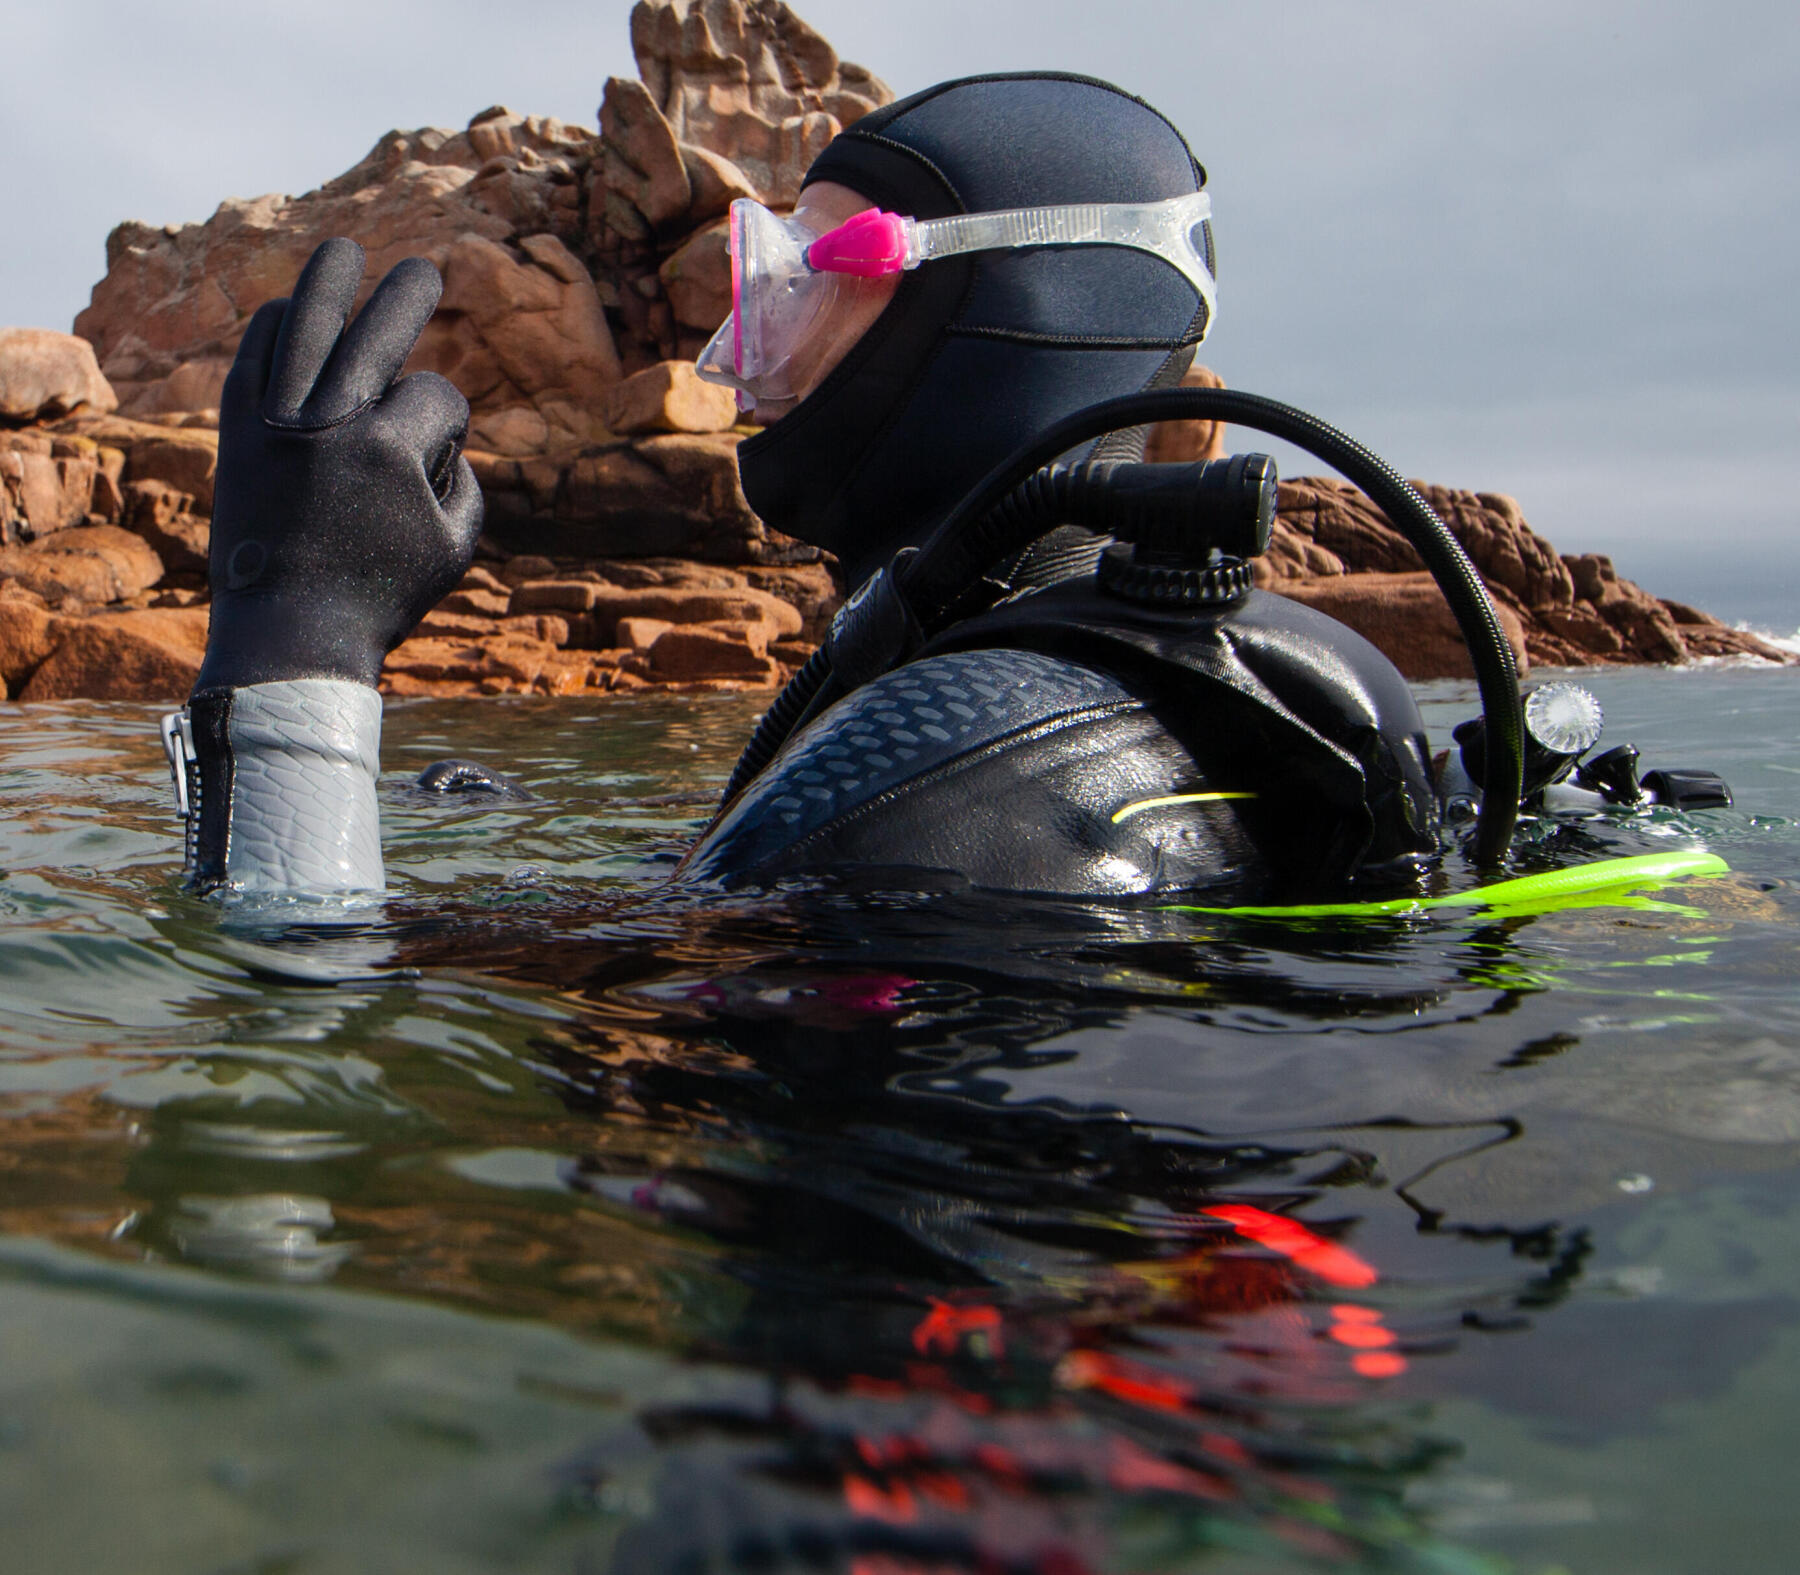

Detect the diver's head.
[{"left": 711, "top": 72, "right": 1213, "bottom": 586}]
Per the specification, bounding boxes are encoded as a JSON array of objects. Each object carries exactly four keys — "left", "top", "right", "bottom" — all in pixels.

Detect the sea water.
[{"left": 1, "top": 664, "right": 1797, "bottom": 1574}]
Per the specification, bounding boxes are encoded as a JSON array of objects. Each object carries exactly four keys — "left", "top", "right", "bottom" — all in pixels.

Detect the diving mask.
[{"left": 695, "top": 190, "right": 1216, "bottom": 407}]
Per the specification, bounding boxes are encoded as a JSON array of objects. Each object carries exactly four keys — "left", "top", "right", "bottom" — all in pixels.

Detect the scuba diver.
[{"left": 160, "top": 71, "right": 1720, "bottom": 905}]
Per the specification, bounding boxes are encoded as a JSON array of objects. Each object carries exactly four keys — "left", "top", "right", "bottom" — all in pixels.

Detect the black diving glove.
[
  {"left": 193, "top": 236, "right": 483, "bottom": 694},
  {"left": 165, "top": 239, "right": 482, "bottom": 898}
]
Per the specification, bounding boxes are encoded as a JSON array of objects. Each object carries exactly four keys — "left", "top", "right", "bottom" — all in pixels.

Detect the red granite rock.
[
  {"left": 1264, "top": 476, "right": 1789, "bottom": 672},
  {"left": 741, "top": 560, "right": 839, "bottom": 641},
  {"left": 628, "top": 0, "right": 888, "bottom": 208},
  {"left": 602, "top": 359, "right": 739, "bottom": 435},
  {"left": 1143, "top": 364, "right": 1228, "bottom": 464},
  {"left": 0, "top": 589, "right": 58, "bottom": 694},
  {"left": 74, "top": 111, "right": 599, "bottom": 428},
  {"left": 595, "top": 75, "right": 693, "bottom": 232},
  {"left": 0, "top": 526, "right": 164, "bottom": 607},
  {"left": 659, "top": 220, "right": 732, "bottom": 338},
  {"left": 16, "top": 606, "right": 208, "bottom": 701},
  {"left": 12, "top": 0, "right": 1774, "bottom": 705},
  {"left": 617, "top": 615, "right": 675, "bottom": 651},
  {"left": 1, "top": 431, "right": 102, "bottom": 542},
  {"left": 0, "top": 329, "right": 118, "bottom": 423},
  {"left": 1277, "top": 571, "right": 1530, "bottom": 681},
  {"left": 122, "top": 481, "right": 209, "bottom": 577},
  {"left": 434, "top": 586, "right": 512, "bottom": 618},
  {"left": 114, "top": 423, "right": 218, "bottom": 514},
  {"left": 647, "top": 624, "right": 781, "bottom": 683},
  {"left": 576, "top": 586, "right": 800, "bottom": 647}
]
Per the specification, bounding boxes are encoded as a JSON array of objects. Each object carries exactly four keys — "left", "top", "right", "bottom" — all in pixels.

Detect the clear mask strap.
[{"left": 909, "top": 191, "right": 1215, "bottom": 315}]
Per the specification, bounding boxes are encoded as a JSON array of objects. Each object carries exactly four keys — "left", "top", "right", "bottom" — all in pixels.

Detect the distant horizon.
[{"left": 4, "top": 0, "right": 1793, "bottom": 634}]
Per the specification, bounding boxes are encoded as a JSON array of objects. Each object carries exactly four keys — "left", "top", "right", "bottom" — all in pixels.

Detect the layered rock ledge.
[{"left": 0, "top": 0, "right": 1786, "bottom": 701}]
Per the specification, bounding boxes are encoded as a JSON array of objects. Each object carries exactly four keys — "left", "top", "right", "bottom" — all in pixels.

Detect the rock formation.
[
  {"left": 1255, "top": 476, "right": 1783, "bottom": 676},
  {"left": 0, "top": 329, "right": 117, "bottom": 425},
  {"left": 0, "top": 0, "right": 1784, "bottom": 703},
  {"left": 71, "top": 0, "right": 889, "bottom": 566}
]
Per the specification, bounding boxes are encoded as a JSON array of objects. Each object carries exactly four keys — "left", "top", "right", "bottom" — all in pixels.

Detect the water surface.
[{"left": 2, "top": 667, "right": 1798, "bottom": 1573}]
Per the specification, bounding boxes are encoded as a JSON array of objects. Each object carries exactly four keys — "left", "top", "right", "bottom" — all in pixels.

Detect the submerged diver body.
[{"left": 161, "top": 72, "right": 1707, "bottom": 907}]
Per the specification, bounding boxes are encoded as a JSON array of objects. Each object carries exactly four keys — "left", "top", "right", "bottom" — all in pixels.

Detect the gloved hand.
[{"left": 193, "top": 237, "right": 483, "bottom": 695}]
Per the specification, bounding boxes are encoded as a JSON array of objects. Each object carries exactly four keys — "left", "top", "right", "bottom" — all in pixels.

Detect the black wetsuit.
[{"left": 684, "top": 587, "right": 1440, "bottom": 898}]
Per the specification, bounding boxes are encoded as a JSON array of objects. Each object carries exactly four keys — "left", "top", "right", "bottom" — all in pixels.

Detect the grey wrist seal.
[{"left": 162, "top": 679, "right": 385, "bottom": 897}]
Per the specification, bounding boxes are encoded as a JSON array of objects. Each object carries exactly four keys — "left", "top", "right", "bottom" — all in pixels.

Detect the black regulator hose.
[
  {"left": 721, "top": 388, "right": 1525, "bottom": 866},
  {"left": 720, "top": 644, "right": 833, "bottom": 805}
]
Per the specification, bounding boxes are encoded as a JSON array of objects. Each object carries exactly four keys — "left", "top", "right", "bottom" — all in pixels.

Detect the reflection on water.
[{"left": 1, "top": 671, "right": 1799, "bottom": 1572}]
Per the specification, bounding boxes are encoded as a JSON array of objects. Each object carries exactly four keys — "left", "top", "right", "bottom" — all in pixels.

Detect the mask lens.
[{"left": 695, "top": 200, "right": 841, "bottom": 404}]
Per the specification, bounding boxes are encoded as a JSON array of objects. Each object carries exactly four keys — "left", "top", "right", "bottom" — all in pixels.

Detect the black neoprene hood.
[{"left": 736, "top": 72, "right": 1213, "bottom": 584}]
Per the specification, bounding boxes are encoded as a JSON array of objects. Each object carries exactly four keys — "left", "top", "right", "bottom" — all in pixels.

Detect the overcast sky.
[{"left": 2, "top": 0, "right": 1794, "bottom": 626}]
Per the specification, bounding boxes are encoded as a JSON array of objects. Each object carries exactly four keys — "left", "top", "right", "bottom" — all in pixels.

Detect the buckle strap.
[{"left": 159, "top": 711, "right": 196, "bottom": 820}]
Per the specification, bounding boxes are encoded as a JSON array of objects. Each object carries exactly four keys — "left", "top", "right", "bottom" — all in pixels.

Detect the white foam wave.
[{"left": 1737, "top": 620, "right": 1800, "bottom": 658}]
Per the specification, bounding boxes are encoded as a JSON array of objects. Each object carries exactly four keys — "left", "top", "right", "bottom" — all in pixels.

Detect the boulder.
[
  {"left": 0, "top": 329, "right": 118, "bottom": 423},
  {"left": 16, "top": 606, "right": 208, "bottom": 701},
  {"left": 1, "top": 431, "right": 103, "bottom": 543},
  {"left": 681, "top": 143, "right": 760, "bottom": 223},
  {"left": 154, "top": 358, "right": 230, "bottom": 415},
  {"left": 434, "top": 585, "right": 511, "bottom": 618},
  {"left": 616, "top": 432, "right": 770, "bottom": 556},
  {"left": 1278, "top": 571, "right": 1530, "bottom": 681},
  {"left": 602, "top": 359, "right": 739, "bottom": 434},
  {"left": 0, "top": 525, "right": 164, "bottom": 606},
  {"left": 91, "top": 445, "right": 127, "bottom": 518},
  {"left": 1143, "top": 363, "right": 1228, "bottom": 464},
  {"left": 617, "top": 615, "right": 675, "bottom": 651},
  {"left": 457, "top": 564, "right": 511, "bottom": 596},
  {"left": 436, "top": 232, "right": 622, "bottom": 455},
  {"left": 0, "top": 590, "right": 58, "bottom": 691},
  {"left": 505, "top": 578, "right": 606, "bottom": 614},
  {"left": 123, "top": 426, "right": 218, "bottom": 514},
  {"left": 474, "top": 431, "right": 815, "bottom": 563},
  {"left": 658, "top": 220, "right": 731, "bottom": 334},
  {"left": 646, "top": 623, "right": 781, "bottom": 683},
  {"left": 122, "top": 480, "right": 210, "bottom": 576},
  {"left": 595, "top": 75, "right": 692, "bottom": 231},
  {"left": 741, "top": 559, "right": 840, "bottom": 640}
]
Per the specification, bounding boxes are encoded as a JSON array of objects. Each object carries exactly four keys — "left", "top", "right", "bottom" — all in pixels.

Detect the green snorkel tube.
[{"left": 1173, "top": 849, "right": 1731, "bottom": 921}]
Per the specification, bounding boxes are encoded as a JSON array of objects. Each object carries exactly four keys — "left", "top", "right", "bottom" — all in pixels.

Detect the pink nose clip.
[{"left": 806, "top": 208, "right": 909, "bottom": 277}]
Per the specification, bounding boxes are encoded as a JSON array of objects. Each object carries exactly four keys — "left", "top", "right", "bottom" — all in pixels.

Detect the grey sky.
[{"left": 3, "top": 0, "right": 1794, "bottom": 624}]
